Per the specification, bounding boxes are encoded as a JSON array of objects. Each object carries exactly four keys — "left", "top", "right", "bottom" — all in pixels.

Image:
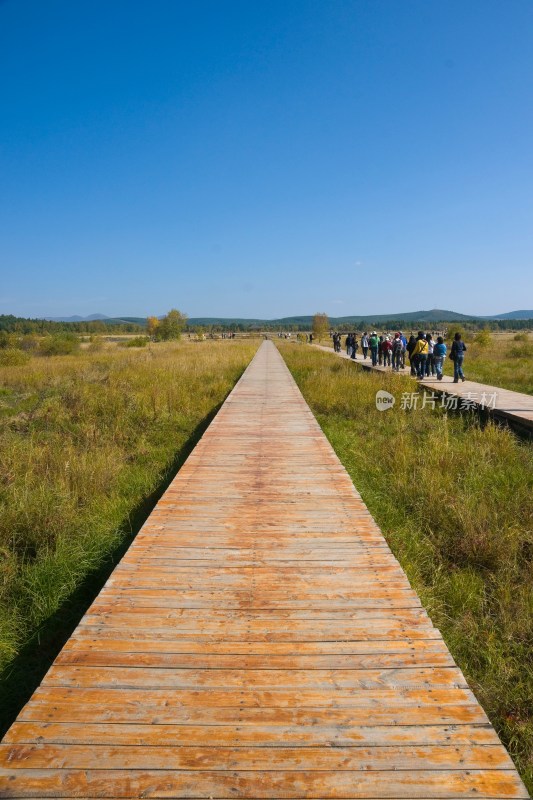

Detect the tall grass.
[
  {"left": 455, "top": 336, "right": 533, "bottom": 394},
  {"left": 0, "top": 339, "right": 258, "bottom": 730},
  {"left": 279, "top": 343, "right": 533, "bottom": 792}
]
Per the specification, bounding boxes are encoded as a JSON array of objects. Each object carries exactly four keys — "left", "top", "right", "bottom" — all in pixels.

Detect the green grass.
[
  {"left": 0, "top": 339, "right": 258, "bottom": 733},
  {"left": 279, "top": 342, "right": 533, "bottom": 793}
]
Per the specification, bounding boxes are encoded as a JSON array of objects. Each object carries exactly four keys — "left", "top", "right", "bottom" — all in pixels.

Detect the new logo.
[{"left": 375, "top": 390, "right": 395, "bottom": 411}]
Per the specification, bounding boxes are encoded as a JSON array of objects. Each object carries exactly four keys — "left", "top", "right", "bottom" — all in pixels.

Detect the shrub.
[
  {"left": 447, "top": 326, "right": 466, "bottom": 343},
  {"left": 474, "top": 328, "right": 492, "bottom": 347},
  {"left": 157, "top": 309, "right": 187, "bottom": 341},
  {"left": 121, "top": 336, "right": 149, "bottom": 348},
  {"left": 39, "top": 334, "right": 80, "bottom": 356},
  {"left": 0, "top": 332, "right": 18, "bottom": 350},
  {"left": 514, "top": 333, "right": 529, "bottom": 342},
  {"left": 20, "top": 335, "right": 40, "bottom": 352},
  {"left": 509, "top": 343, "right": 533, "bottom": 358},
  {"left": 0, "top": 349, "right": 30, "bottom": 367},
  {"left": 87, "top": 337, "right": 104, "bottom": 353}
]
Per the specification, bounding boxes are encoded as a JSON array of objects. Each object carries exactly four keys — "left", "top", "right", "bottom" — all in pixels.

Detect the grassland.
[
  {"left": 0, "top": 338, "right": 258, "bottom": 733},
  {"left": 454, "top": 333, "right": 533, "bottom": 394},
  {"left": 279, "top": 342, "right": 533, "bottom": 792}
]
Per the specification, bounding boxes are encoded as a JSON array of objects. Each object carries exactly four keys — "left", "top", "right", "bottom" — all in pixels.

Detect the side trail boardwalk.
[
  {"left": 0, "top": 341, "right": 528, "bottom": 799},
  {"left": 313, "top": 344, "right": 533, "bottom": 435}
]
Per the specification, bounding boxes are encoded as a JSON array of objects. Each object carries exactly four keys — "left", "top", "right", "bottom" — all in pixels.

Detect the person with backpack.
[
  {"left": 450, "top": 332, "right": 467, "bottom": 382},
  {"left": 351, "top": 334, "right": 359, "bottom": 359},
  {"left": 433, "top": 336, "right": 447, "bottom": 380},
  {"left": 406, "top": 335, "right": 417, "bottom": 375},
  {"left": 391, "top": 333, "right": 405, "bottom": 371},
  {"left": 369, "top": 331, "right": 379, "bottom": 366},
  {"left": 346, "top": 333, "right": 352, "bottom": 356},
  {"left": 361, "top": 332, "right": 369, "bottom": 360},
  {"left": 410, "top": 331, "right": 429, "bottom": 378}
]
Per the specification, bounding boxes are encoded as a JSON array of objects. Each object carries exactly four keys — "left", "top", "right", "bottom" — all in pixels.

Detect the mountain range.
[{"left": 44, "top": 309, "right": 533, "bottom": 326}]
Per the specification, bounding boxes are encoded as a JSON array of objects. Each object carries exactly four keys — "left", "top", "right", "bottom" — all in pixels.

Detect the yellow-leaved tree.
[
  {"left": 312, "top": 312, "right": 329, "bottom": 341},
  {"left": 147, "top": 316, "right": 160, "bottom": 339}
]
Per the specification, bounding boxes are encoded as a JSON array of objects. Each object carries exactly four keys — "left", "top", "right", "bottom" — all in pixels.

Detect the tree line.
[
  {"left": 311, "top": 313, "right": 532, "bottom": 335},
  {"left": 0, "top": 315, "right": 144, "bottom": 335}
]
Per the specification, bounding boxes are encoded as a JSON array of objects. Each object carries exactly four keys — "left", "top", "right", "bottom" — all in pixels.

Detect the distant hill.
[
  {"left": 327, "top": 309, "right": 476, "bottom": 324},
  {"left": 45, "top": 313, "right": 109, "bottom": 322},
  {"left": 188, "top": 310, "right": 478, "bottom": 327},
  {"left": 487, "top": 310, "right": 533, "bottom": 320},
  {"left": 45, "top": 314, "right": 147, "bottom": 325},
  {"left": 36, "top": 308, "right": 533, "bottom": 329}
]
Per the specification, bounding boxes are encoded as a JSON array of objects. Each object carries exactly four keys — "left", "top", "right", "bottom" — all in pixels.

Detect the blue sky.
[{"left": 1, "top": 0, "right": 532, "bottom": 318}]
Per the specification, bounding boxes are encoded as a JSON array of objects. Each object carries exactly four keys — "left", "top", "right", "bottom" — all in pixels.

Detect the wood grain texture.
[{"left": 0, "top": 341, "right": 527, "bottom": 799}]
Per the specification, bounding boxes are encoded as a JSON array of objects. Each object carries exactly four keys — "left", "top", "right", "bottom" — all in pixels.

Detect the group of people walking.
[{"left": 332, "top": 330, "right": 467, "bottom": 383}]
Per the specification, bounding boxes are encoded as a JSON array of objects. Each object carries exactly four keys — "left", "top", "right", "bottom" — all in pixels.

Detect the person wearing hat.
[{"left": 382, "top": 334, "right": 393, "bottom": 367}]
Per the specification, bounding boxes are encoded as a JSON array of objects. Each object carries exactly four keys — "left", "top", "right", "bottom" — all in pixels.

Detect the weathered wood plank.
[
  {"left": 0, "top": 767, "right": 527, "bottom": 798},
  {"left": 63, "top": 634, "right": 447, "bottom": 654},
  {"left": 42, "top": 665, "right": 467, "bottom": 690},
  {"left": 19, "top": 698, "right": 491, "bottom": 726},
  {"left": 55, "top": 649, "right": 455, "bottom": 669},
  {"left": 26, "top": 685, "right": 480, "bottom": 709},
  {"left": 4, "top": 722, "right": 501, "bottom": 748},
  {"left": 0, "top": 742, "right": 516, "bottom": 771}
]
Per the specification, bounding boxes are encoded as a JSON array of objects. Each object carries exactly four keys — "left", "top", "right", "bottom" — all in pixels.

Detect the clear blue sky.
[{"left": 1, "top": 0, "right": 532, "bottom": 319}]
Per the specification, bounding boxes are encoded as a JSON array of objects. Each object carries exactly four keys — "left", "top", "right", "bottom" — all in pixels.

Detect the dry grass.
[
  {"left": 453, "top": 334, "right": 533, "bottom": 394},
  {"left": 279, "top": 342, "right": 533, "bottom": 792}
]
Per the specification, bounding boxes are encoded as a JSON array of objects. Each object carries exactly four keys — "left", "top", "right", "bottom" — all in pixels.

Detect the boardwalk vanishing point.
[{"left": 0, "top": 341, "right": 528, "bottom": 799}]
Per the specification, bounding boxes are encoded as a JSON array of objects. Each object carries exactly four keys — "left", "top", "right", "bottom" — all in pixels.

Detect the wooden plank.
[
  {"left": 26, "top": 685, "right": 480, "bottom": 709},
  {"left": 63, "top": 634, "right": 447, "bottom": 654},
  {"left": 0, "top": 742, "right": 516, "bottom": 771},
  {"left": 0, "top": 341, "right": 526, "bottom": 799},
  {"left": 4, "top": 722, "right": 501, "bottom": 748},
  {"left": 74, "top": 624, "right": 442, "bottom": 642},
  {"left": 42, "top": 665, "right": 467, "bottom": 690},
  {"left": 55, "top": 648, "right": 455, "bottom": 669},
  {"left": 19, "top": 698, "right": 490, "bottom": 726},
  {"left": 0, "top": 767, "right": 527, "bottom": 798},
  {"left": 81, "top": 606, "right": 430, "bottom": 622}
]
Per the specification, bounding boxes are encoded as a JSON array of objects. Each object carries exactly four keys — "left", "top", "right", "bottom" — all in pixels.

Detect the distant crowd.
[{"left": 319, "top": 330, "right": 468, "bottom": 383}]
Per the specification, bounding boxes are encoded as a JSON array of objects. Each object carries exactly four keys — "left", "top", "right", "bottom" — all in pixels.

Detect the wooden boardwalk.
[
  {"left": 314, "top": 344, "right": 533, "bottom": 435},
  {"left": 0, "top": 341, "right": 528, "bottom": 799}
]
